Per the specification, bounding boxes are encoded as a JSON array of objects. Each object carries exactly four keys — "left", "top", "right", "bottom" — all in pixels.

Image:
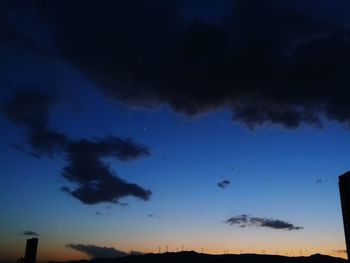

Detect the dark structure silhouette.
[
  {"left": 339, "top": 171, "right": 350, "bottom": 260},
  {"left": 24, "top": 238, "right": 38, "bottom": 263}
]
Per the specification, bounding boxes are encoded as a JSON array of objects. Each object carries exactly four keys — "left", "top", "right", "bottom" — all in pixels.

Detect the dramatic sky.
[{"left": 1, "top": 0, "right": 350, "bottom": 261}]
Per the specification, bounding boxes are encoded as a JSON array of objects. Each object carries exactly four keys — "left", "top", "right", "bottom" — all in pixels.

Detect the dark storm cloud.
[
  {"left": 26, "top": 0, "right": 350, "bottom": 129},
  {"left": 66, "top": 244, "right": 127, "bottom": 258},
  {"left": 22, "top": 231, "right": 39, "bottom": 236},
  {"left": 2, "top": 91, "right": 152, "bottom": 205},
  {"left": 225, "top": 214, "right": 303, "bottom": 230},
  {"left": 218, "top": 179, "right": 230, "bottom": 189}
]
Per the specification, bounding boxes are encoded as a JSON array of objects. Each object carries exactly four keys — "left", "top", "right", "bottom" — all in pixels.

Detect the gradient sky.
[{"left": 1, "top": 0, "right": 350, "bottom": 261}]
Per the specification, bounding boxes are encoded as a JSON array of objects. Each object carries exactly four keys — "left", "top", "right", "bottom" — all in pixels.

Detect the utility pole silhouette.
[{"left": 158, "top": 247, "right": 161, "bottom": 254}]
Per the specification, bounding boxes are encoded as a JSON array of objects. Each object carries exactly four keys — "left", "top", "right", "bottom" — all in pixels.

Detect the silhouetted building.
[
  {"left": 24, "top": 238, "right": 38, "bottom": 263},
  {"left": 339, "top": 171, "right": 350, "bottom": 260}
]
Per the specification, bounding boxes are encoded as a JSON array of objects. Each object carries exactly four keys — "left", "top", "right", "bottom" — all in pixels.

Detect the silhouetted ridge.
[{"left": 51, "top": 252, "right": 346, "bottom": 263}]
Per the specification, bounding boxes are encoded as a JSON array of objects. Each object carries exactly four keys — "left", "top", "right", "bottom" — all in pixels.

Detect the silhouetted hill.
[{"left": 54, "top": 251, "right": 347, "bottom": 263}]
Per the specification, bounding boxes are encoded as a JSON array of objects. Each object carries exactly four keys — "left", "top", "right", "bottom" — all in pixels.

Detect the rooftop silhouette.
[
  {"left": 17, "top": 238, "right": 38, "bottom": 263},
  {"left": 339, "top": 172, "right": 350, "bottom": 260}
]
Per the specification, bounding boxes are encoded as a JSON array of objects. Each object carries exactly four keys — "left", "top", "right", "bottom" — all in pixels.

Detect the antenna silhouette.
[
  {"left": 158, "top": 246, "right": 161, "bottom": 254},
  {"left": 166, "top": 246, "right": 168, "bottom": 252},
  {"left": 181, "top": 244, "right": 184, "bottom": 251}
]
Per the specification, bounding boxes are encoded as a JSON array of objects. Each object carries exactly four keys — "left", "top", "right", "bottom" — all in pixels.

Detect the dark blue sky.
[{"left": 1, "top": 0, "right": 350, "bottom": 260}]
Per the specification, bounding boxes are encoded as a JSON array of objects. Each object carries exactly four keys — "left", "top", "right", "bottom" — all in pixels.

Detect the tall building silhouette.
[
  {"left": 339, "top": 171, "right": 350, "bottom": 260},
  {"left": 24, "top": 238, "right": 38, "bottom": 263}
]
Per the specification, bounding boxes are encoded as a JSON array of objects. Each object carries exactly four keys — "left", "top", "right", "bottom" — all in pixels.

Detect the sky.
[{"left": 1, "top": 0, "right": 350, "bottom": 261}]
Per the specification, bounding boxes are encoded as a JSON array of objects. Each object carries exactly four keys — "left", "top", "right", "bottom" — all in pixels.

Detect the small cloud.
[
  {"left": 218, "top": 179, "right": 230, "bottom": 189},
  {"left": 95, "top": 211, "right": 112, "bottom": 216},
  {"left": 225, "top": 214, "right": 303, "bottom": 231},
  {"left": 147, "top": 213, "right": 161, "bottom": 220},
  {"left": 316, "top": 179, "right": 323, "bottom": 184},
  {"left": 22, "top": 231, "right": 39, "bottom": 236}
]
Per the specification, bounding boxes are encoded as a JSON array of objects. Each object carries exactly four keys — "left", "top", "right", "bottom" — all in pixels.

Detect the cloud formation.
[
  {"left": 316, "top": 179, "right": 323, "bottom": 184},
  {"left": 218, "top": 179, "right": 230, "bottom": 189},
  {"left": 22, "top": 231, "right": 39, "bottom": 236},
  {"left": 62, "top": 137, "right": 151, "bottom": 204},
  {"left": 3, "top": 91, "right": 151, "bottom": 205},
  {"left": 66, "top": 244, "right": 127, "bottom": 259},
  {"left": 225, "top": 214, "right": 303, "bottom": 230},
  {"left": 3, "top": 91, "right": 67, "bottom": 157},
  {"left": 23, "top": 0, "right": 350, "bottom": 129}
]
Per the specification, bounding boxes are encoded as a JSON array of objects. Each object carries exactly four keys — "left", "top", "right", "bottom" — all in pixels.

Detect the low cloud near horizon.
[
  {"left": 66, "top": 244, "right": 143, "bottom": 259},
  {"left": 225, "top": 214, "right": 303, "bottom": 230}
]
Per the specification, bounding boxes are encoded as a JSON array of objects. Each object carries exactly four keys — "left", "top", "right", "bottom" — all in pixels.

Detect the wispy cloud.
[
  {"left": 218, "top": 179, "right": 230, "bottom": 189},
  {"left": 22, "top": 231, "right": 39, "bottom": 236},
  {"left": 225, "top": 214, "right": 303, "bottom": 230},
  {"left": 3, "top": 91, "right": 67, "bottom": 158},
  {"left": 316, "top": 179, "right": 323, "bottom": 184}
]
